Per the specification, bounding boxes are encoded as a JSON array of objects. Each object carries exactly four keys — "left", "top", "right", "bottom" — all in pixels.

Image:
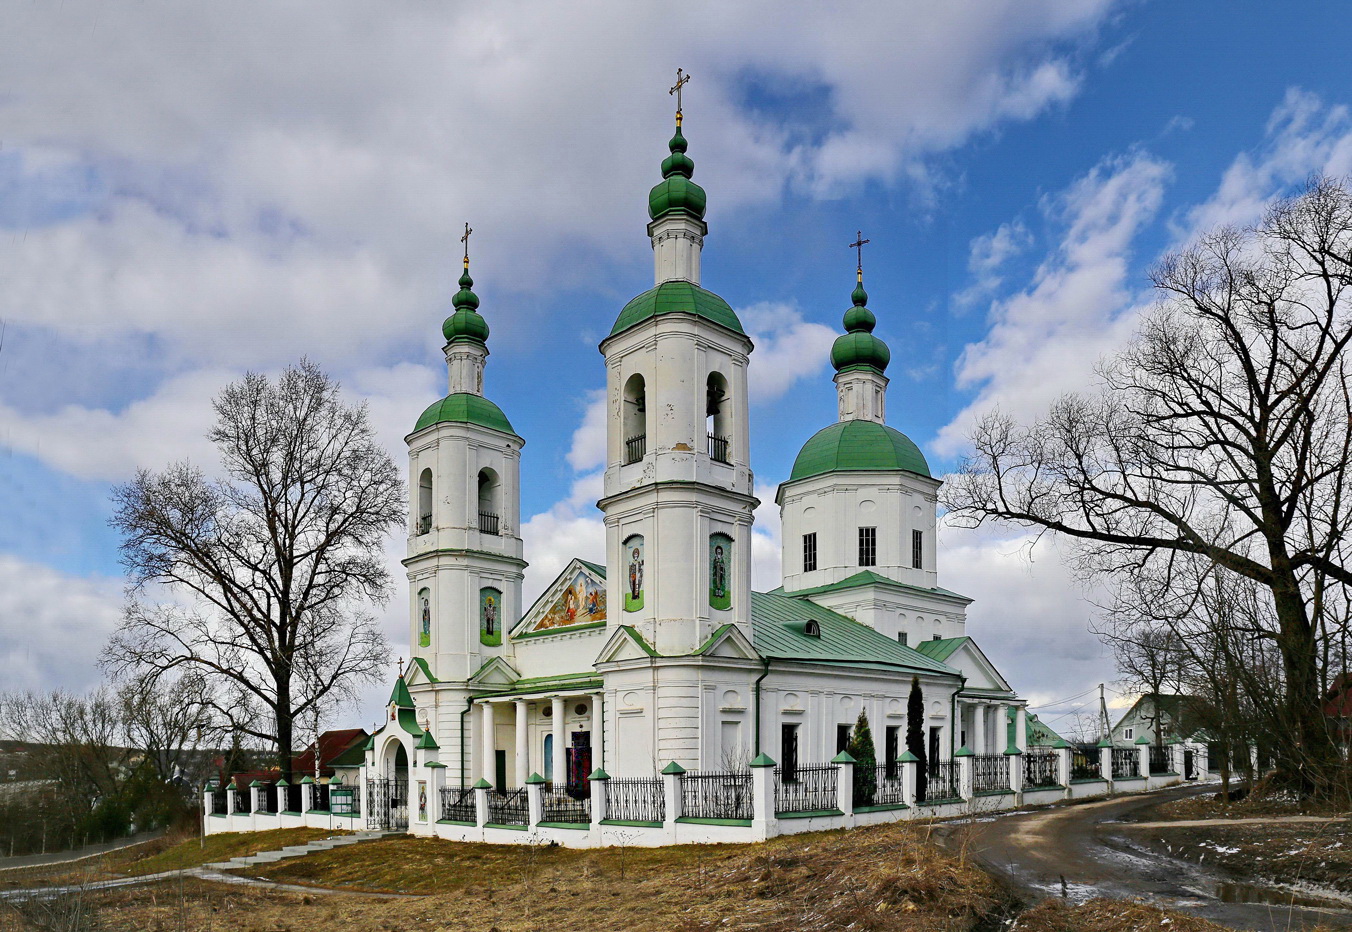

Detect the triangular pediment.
[
  {"left": 467, "top": 656, "right": 521, "bottom": 688},
  {"left": 405, "top": 656, "right": 438, "bottom": 687},
  {"left": 697, "top": 624, "right": 759, "bottom": 660},
  {"left": 944, "top": 639, "right": 1012, "bottom": 693},
  {"left": 514, "top": 558, "right": 608, "bottom": 637},
  {"left": 595, "top": 626, "right": 657, "bottom": 665}
]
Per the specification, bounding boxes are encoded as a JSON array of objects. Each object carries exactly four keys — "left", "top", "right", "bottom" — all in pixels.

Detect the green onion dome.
[
  {"left": 789, "top": 419, "right": 930, "bottom": 481},
  {"left": 442, "top": 267, "right": 489, "bottom": 344},
  {"left": 830, "top": 277, "right": 890, "bottom": 373},
  {"left": 648, "top": 124, "right": 707, "bottom": 221}
]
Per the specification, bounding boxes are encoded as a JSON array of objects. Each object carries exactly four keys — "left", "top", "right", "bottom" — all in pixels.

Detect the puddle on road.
[{"left": 1212, "top": 880, "right": 1348, "bottom": 910}]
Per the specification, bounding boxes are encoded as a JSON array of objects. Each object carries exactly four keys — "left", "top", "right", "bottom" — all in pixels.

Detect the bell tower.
[
  {"left": 597, "top": 97, "right": 757, "bottom": 656},
  {"left": 405, "top": 230, "right": 525, "bottom": 699}
]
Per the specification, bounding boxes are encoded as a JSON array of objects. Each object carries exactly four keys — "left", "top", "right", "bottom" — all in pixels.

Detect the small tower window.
[
  {"left": 477, "top": 468, "right": 501, "bottom": 536},
  {"left": 858, "top": 527, "right": 877, "bottom": 567},
  {"left": 912, "top": 529, "right": 923, "bottom": 569},
  {"left": 802, "top": 533, "right": 817, "bottom": 572},
  {"left": 623, "top": 374, "right": 647, "bottom": 464},
  {"left": 898, "top": 632, "right": 907, "bottom": 646},
  {"left": 706, "top": 372, "right": 730, "bottom": 463},
  {"left": 417, "top": 469, "right": 433, "bottom": 535},
  {"left": 804, "top": 619, "right": 820, "bottom": 638}
]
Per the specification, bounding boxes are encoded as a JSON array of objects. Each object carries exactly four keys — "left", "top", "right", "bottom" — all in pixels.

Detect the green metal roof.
[
  {"left": 328, "top": 743, "right": 366, "bottom": 768},
  {"left": 579, "top": 559, "right": 607, "bottom": 578},
  {"left": 914, "top": 636, "right": 969, "bottom": 663},
  {"left": 609, "top": 281, "right": 744, "bottom": 339},
  {"left": 412, "top": 393, "right": 518, "bottom": 437},
  {"left": 388, "top": 675, "right": 415, "bottom": 709},
  {"left": 749, "top": 590, "right": 956, "bottom": 675},
  {"left": 780, "top": 570, "right": 971, "bottom": 604},
  {"left": 788, "top": 420, "right": 930, "bottom": 482}
]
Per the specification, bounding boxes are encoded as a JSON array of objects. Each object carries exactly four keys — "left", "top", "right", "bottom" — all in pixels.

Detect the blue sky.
[{"left": 3, "top": 0, "right": 1351, "bottom": 732}]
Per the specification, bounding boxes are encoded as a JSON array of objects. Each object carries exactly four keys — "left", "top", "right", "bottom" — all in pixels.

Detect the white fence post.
[
  {"left": 956, "top": 746, "right": 974, "bottom": 800},
  {"left": 300, "top": 777, "right": 314, "bottom": 813},
  {"left": 661, "top": 761, "right": 685, "bottom": 833},
  {"left": 1007, "top": 749, "right": 1023, "bottom": 797},
  {"left": 899, "top": 751, "right": 918, "bottom": 807},
  {"left": 428, "top": 764, "right": 446, "bottom": 822},
  {"left": 1098, "top": 740, "right": 1113, "bottom": 790},
  {"left": 831, "top": 750, "right": 856, "bottom": 820},
  {"left": 1171, "top": 740, "right": 1185, "bottom": 777},
  {"left": 526, "top": 772, "right": 546, "bottom": 827},
  {"left": 1137, "top": 737, "right": 1150, "bottom": 781},
  {"left": 750, "top": 753, "right": 777, "bottom": 841},
  {"left": 589, "top": 768, "right": 609, "bottom": 825},
  {"left": 1055, "top": 740, "right": 1072, "bottom": 790},
  {"left": 473, "top": 777, "right": 491, "bottom": 827}
]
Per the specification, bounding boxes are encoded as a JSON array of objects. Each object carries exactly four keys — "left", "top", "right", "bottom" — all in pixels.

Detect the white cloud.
[
  {"left": 0, "top": 555, "right": 124, "bottom": 694},
  {"left": 740, "top": 303, "right": 838, "bottom": 405},
  {"left": 565, "top": 391, "right": 608, "bottom": 473},
  {"left": 953, "top": 220, "right": 1032, "bottom": 310},
  {"left": 520, "top": 471, "right": 606, "bottom": 608}
]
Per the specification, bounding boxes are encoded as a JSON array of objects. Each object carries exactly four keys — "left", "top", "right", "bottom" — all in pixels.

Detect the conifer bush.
[{"left": 848, "top": 710, "right": 877, "bottom": 806}]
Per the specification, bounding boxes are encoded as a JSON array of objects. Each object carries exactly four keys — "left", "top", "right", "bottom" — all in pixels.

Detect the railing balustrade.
[
  {"left": 439, "top": 785, "right": 476, "bottom": 823},
  {"left": 1111, "top": 748, "right": 1138, "bottom": 779},
  {"left": 233, "top": 788, "right": 252, "bottom": 814},
  {"left": 416, "top": 514, "right": 432, "bottom": 535},
  {"left": 682, "top": 770, "right": 753, "bottom": 821},
  {"left": 708, "top": 433, "right": 730, "bottom": 463},
  {"left": 924, "top": 761, "right": 961, "bottom": 802},
  {"left": 870, "top": 764, "right": 908, "bottom": 807},
  {"left": 542, "top": 789, "right": 591, "bottom": 824},
  {"left": 1023, "top": 750, "right": 1059, "bottom": 788},
  {"left": 773, "top": 763, "right": 837, "bottom": 813},
  {"left": 1149, "top": 745, "right": 1172, "bottom": 775},
  {"left": 1070, "top": 747, "right": 1101, "bottom": 781},
  {"left": 210, "top": 789, "right": 228, "bottom": 815},
  {"left": 606, "top": 776, "right": 665, "bottom": 823},
  {"left": 313, "top": 783, "right": 330, "bottom": 811},
  {"left": 284, "top": 784, "right": 303, "bottom": 812},
  {"left": 625, "top": 434, "right": 646, "bottom": 464},
  {"left": 487, "top": 788, "right": 529, "bottom": 825},
  {"left": 972, "top": 754, "right": 1010, "bottom": 793},
  {"left": 260, "top": 784, "right": 277, "bottom": 814},
  {"left": 478, "top": 512, "right": 500, "bottom": 536}
]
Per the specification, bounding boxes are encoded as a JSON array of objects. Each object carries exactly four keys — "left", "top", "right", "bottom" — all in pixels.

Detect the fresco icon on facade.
[
  {"left": 418, "top": 588, "right": 431, "bottom": 647},
  {"left": 624, "top": 535, "right": 645, "bottom": 612},
  {"left": 529, "top": 567, "right": 606, "bottom": 632},
  {"left": 710, "top": 533, "right": 732, "bottom": 610},
  {"left": 480, "top": 587, "right": 503, "bottom": 646}
]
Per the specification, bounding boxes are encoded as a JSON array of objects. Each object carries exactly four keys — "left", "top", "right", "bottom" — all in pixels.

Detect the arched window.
[
  {"left": 477, "top": 468, "right": 500, "bottom": 536},
  {"left": 543, "top": 734, "right": 554, "bottom": 783},
  {"left": 623, "top": 374, "right": 647, "bottom": 464},
  {"left": 417, "top": 469, "right": 433, "bottom": 535},
  {"left": 706, "top": 371, "right": 729, "bottom": 463}
]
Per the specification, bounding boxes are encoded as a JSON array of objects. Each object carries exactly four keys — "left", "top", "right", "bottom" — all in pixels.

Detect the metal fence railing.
[
  {"left": 682, "top": 770, "right": 753, "bottom": 821},
  {"left": 233, "top": 788, "right": 251, "bottom": 814},
  {"left": 439, "top": 785, "right": 476, "bottom": 823},
  {"left": 708, "top": 433, "right": 730, "bottom": 463},
  {"left": 869, "top": 764, "right": 908, "bottom": 807},
  {"left": 625, "top": 434, "right": 646, "bottom": 464},
  {"left": 478, "top": 512, "right": 500, "bottom": 536},
  {"left": 773, "top": 763, "right": 837, "bottom": 813},
  {"left": 283, "top": 784, "right": 303, "bottom": 812},
  {"left": 259, "top": 784, "right": 278, "bottom": 814},
  {"left": 542, "top": 789, "right": 591, "bottom": 824},
  {"left": 925, "top": 761, "right": 961, "bottom": 802},
  {"left": 1023, "top": 751, "right": 1059, "bottom": 788},
  {"left": 210, "top": 789, "right": 228, "bottom": 815},
  {"left": 1149, "top": 745, "right": 1172, "bottom": 774},
  {"left": 487, "top": 788, "right": 529, "bottom": 825},
  {"left": 972, "top": 754, "right": 1010, "bottom": 793},
  {"left": 312, "top": 783, "right": 330, "bottom": 811},
  {"left": 606, "top": 777, "right": 665, "bottom": 823},
  {"left": 1112, "top": 748, "right": 1138, "bottom": 779},
  {"left": 1071, "top": 748, "right": 1101, "bottom": 781}
]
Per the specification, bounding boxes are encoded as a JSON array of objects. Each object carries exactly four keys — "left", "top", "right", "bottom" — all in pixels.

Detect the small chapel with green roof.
[{"left": 357, "top": 82, "right": 1031, "bottom": 838}]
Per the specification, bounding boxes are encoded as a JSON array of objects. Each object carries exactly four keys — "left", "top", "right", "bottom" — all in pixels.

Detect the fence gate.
[{"left": 366, "top": 777, "right": 409, "bottom": 831}]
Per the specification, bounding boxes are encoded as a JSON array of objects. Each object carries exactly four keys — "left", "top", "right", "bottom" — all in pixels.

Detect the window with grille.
[
  {"left": 912, "top": 529, "right": 923, "bottom": 569},
  {"left": 837, "top": 724, "right": 852, "bottom": 753},
  {"left": 802, "top": 533, "right": 817, "bottom": 572},
  {"left": 898, "top": 631, "right": 908, "bottom": 646},
  {"left": 858, "top": 527, "right": 877, "bottom": 567}
]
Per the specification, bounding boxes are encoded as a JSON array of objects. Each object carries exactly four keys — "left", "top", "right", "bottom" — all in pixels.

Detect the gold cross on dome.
[
  {"left": 849, "top": 231, "right": 870, "bottom": 278},
  {"left": 460, "top": 222, "right": 473, "bottom": 268},
  {"left": 669, "top": 68, "right": 691, "bottom": 119}
]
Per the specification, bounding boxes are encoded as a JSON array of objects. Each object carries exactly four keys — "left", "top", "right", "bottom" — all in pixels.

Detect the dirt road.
[{"left": 947, "top": 785, "right": 1352, "bottom": 931}]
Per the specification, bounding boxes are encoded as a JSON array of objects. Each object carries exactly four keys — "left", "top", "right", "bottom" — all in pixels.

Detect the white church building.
[{"left": 206, "top": 94, "right": 1192, "bottom": 846}]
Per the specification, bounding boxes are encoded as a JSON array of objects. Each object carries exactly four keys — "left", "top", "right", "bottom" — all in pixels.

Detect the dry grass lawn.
[{"left": 1014, "top": 898, "right": 1233, "bottom": 931}]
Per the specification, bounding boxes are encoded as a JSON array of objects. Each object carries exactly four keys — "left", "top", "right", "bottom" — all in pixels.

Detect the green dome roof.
[
  {"left": 442, "top": 268, "right": 489, "bottom": 344},
  {"left": 412, "top": 393, "right": 518, "bottom": 437},
  {"left": 610, "top": 280, "right": 744, "bottom": 338},
  {"left": 648, "top": 125, "right": 707, "bottom": 221},
  {"left": 830, "top": 275, "right": 890, "bottom": 373},
  {"left": 789, "top": 420, "right": 930, "bottom": 481}
]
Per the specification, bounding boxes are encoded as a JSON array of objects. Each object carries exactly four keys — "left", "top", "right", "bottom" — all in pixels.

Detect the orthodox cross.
[
  {"left": 460, "top": 222, "right": 473, "bottom": 268},
  {"left": 669, "top": 68, "right": 691, "bottom": 120},
  {"left": 849, "top": 231, "right": 870, "bottom": 278}
]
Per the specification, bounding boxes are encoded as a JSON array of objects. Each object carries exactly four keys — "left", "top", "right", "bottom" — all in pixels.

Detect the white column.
[
  {"left": 515, "top": 699, "right": 529, "bottom": 787},
  {"left": 974, "top": 704, "right": 987, "bottom": 755},
  {"left": 592, "top": 692, "right": 605, "bottom": 772},
  {"left": 551, "top": 696, "right": 566, "bottom": 788},
  {"left": 1015, "top": 706, "right": 1028, "bottom": 753},
  {"left": 480, "top": 701, "right": 496, "bottom": 786}
]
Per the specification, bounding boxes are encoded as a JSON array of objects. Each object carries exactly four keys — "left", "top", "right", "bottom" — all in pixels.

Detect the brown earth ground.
[{"left": 0, "top": 823, "right": 1258, "bottom": 932}]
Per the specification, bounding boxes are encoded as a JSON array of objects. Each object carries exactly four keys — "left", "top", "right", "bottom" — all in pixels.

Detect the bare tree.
[
  {"left": 117, "top": 670, "right": 219, "bottom": 788},
  {"left": 106, "top": 360, "right": 401, "bottom": 774},
  {"left": 945, "top": 178, "right": 1352, "bottom": 795},
  {"left": 1102, "top": 625, "right": 1183, "bottom": 747}
]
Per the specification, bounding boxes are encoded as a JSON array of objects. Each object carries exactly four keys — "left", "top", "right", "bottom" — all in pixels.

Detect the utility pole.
[{"left": 1099, "top": 684, "right": 1111, "bottom": 741}]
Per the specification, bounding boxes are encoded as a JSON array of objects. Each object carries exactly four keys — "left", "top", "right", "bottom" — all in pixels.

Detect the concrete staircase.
[{"left": 204, "top": 830, "right": 397, "bottom": 870}]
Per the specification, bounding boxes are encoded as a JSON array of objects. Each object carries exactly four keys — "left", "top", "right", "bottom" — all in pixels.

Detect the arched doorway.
[{"left": 368, "top": 739, "right": 410, "bottom": 831}]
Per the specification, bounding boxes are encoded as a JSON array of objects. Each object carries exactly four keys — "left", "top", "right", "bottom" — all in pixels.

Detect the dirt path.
[
  {"left": 945, "top": 785, "right": 1352, "bottom": 931},
  {"left": 1128, "top": 815, "right": 1343, "bottom": 829}
]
